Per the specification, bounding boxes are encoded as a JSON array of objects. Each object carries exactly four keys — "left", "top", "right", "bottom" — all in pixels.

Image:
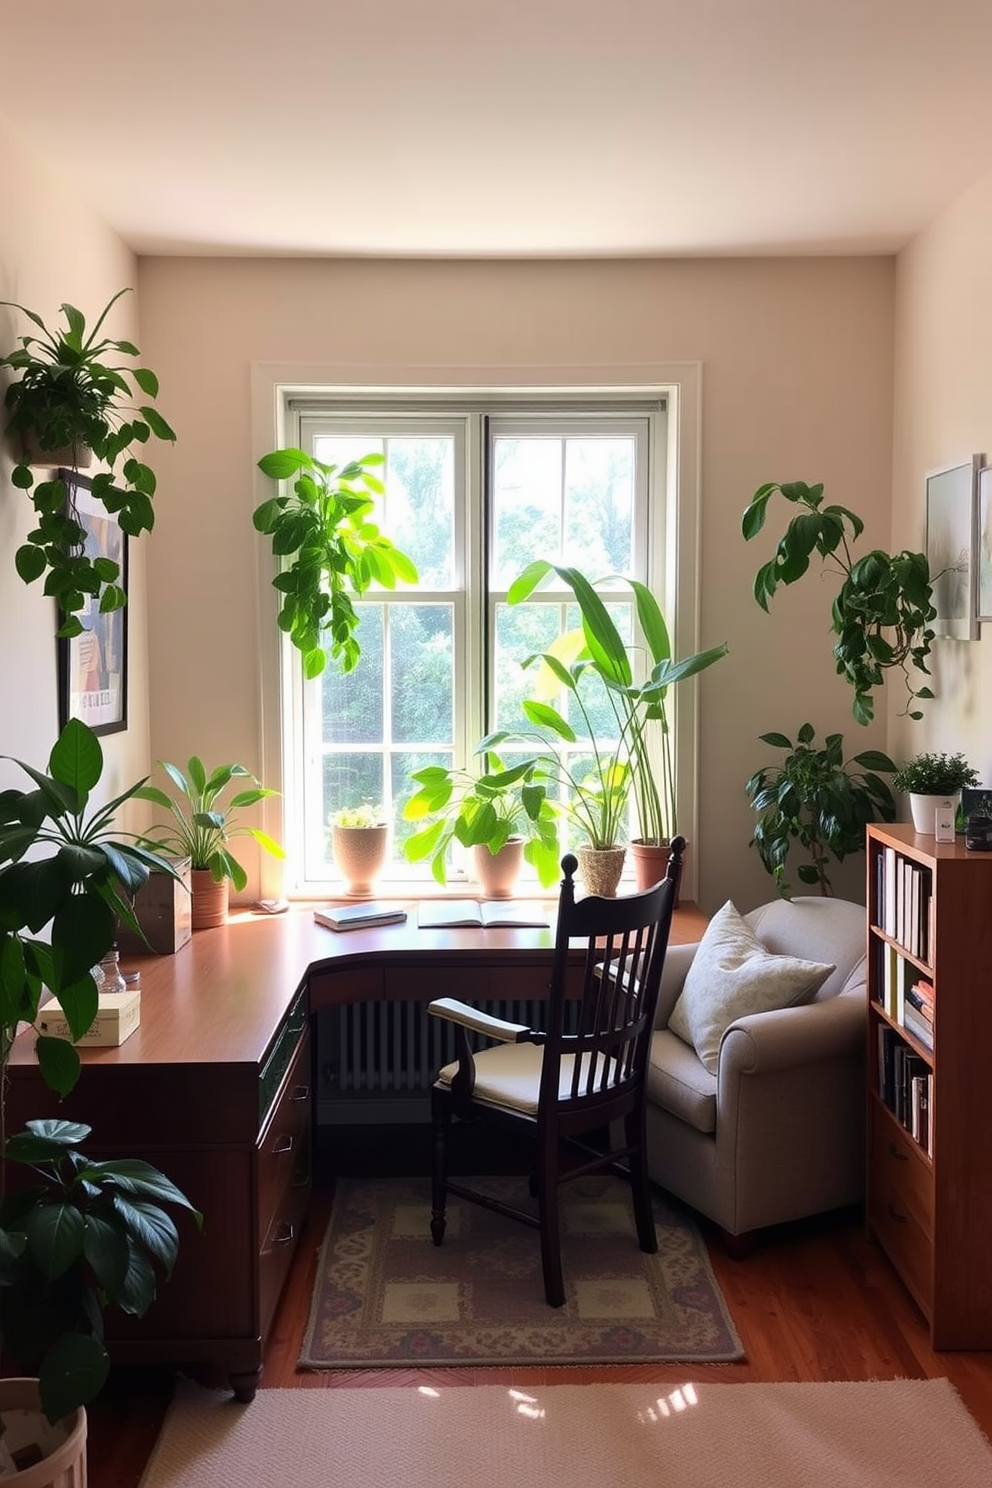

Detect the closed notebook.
[
  {"left": 314, "top": 903, "right": 408, "bottom": 932},
  {"left": 417, "top": 900, "right": 550, "bottom": 929}
]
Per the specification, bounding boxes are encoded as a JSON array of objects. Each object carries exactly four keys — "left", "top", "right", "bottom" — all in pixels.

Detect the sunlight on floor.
[{"left": 415, "top": 1381, "right": 701, "bottom": 1427}]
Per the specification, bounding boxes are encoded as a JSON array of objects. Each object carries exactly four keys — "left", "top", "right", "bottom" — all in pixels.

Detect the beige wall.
[
  {"left": 137, "top": 254, "right": 895, "bottom": 912},
  {"left": 890, "top": 165, "right": 992, "bottom": 777},
  {"left": 0, "top": 118, "right": 150, "bottom": 824}
]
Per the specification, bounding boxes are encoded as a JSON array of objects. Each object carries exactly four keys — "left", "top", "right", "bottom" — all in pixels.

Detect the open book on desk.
[{"left": 416, "top": 899, "right": 551, "bottom": 930}]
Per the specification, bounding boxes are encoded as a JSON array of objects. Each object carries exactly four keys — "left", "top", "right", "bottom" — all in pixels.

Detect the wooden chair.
[{"left": 427, "top": 839, "right": 685, "bottom": 1307}]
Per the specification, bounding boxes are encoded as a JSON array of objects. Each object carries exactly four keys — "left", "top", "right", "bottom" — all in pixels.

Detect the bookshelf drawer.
[
  {"left": 869, "top": 1185, "right": 933, "bottom": 1317},
  {"left": 869, "top": 1101, "right": 933, "bottom": 1238}
]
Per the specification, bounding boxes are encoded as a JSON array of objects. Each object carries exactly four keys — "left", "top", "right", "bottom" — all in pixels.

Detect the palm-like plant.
[
  {"left": 507, "top": 562, "right": 728, "bottom": 845},
  {"left": 136, "top": 757, "right": 284, "bottom": 891}
]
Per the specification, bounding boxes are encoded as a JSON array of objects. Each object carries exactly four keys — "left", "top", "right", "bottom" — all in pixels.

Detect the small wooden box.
[
  {"left": 39, "top": 990, "right": 141, "bottom": 1047},
  {"left": 116, "top": 858, "right": 192, "bottom": 955}
]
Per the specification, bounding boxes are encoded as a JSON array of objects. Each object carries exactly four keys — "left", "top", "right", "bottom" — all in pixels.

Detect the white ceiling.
[{"left": 4, "top": 0, "right": 992, "bottom": 259}]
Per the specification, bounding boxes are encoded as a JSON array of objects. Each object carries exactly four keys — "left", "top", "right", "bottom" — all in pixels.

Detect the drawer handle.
[
  {"left": 887, "top": 1203, "right": 908, "bottom": 1224},
  {"left": 887, "top": 1142, "right": 909, "bottom": 1162},
  {"left": 291, "top": 1169, "right": 311, "bottom": 1190},
  {"left": 290, "top": 1085, "right": 310, "bottom": 1103},
  {"left": 272, "top": 1135, "right": 294, "bottom": 1155},
  {"left": 274, "top": 1223, "right": 295, "bottom": 1246}
]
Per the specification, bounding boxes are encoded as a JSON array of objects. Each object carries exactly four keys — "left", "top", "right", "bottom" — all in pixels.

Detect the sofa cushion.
[
  {"left": 646, "top": 1029, "right": 718, "bottom": 1133},
  {"left": 667, "top": 899, "right": 835, "bottom": 1075}
]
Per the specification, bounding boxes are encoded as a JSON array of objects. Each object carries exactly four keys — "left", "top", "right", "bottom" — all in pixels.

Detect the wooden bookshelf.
[{"left": 866, "top": 823, "right": 992, "bottom": 1349}]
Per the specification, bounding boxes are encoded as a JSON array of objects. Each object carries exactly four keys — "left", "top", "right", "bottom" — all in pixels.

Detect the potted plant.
[
  {"left": 742, "top": 479, "right": 938, "bottom": 724},
  {"left": 481, "top": 679, "right": 635, "bottom": 897},
  {"left": 254, "top": 446, "right": 418, "bottom": 679},
  {"left": 891, "top": 751, "right": 980, "bottom": 834},
  {"left": 329, "top": 803, "right": 391, "bottom": 896},
  {"left": 507, "top": 561, "right": 728, "bottom": 892},
  {"left": 0, "top": 288, "right": 176, "bottom": 633},
  {"left": 0, "top": 719, "right": 200, "bottom": 1473},
  {"left": 745, "top": 723, "right": 898, "bottom": 896},
  {"left": 402, "top": 748, "right": 560, "bottom": 896},
  {"left": 136, "top": 757, "right": 285, "bottom": 929}
]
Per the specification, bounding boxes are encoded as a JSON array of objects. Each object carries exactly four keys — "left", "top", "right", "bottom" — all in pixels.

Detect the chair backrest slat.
[{"left": 540, "top": 839, "right": 685, "bottom": 1112}]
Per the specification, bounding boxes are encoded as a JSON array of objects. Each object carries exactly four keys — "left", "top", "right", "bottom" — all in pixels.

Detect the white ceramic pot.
[
  {"left": 909, "top": 792, "right": 959, "bottom": 835},
  {"left": 331, "top": 823, "right": 389, "bottom": 896}
]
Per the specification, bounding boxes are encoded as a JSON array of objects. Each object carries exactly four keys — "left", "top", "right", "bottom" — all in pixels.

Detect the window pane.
[
  {"left": 491, "top": 437, "right": 562, "bottom": 587},
  {"left": 322, "top": 608, "right": 383, "bottom": 743},
  {"left": 386, "top": 437, "right": 455, "bottom": 588},
  {"left": 392, "top": 604, "right": 454, "bottom": 744},
  {"left": 563, "top": 436, "right": 634, "bottom": 573}
]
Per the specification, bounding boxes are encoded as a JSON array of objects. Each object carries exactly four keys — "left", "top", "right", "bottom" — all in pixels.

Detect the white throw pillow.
[{"left": 668, "top": 900, "right": 835, "bottom": 1075}]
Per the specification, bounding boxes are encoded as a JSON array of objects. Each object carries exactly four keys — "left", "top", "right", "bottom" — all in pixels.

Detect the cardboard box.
[
  {"left": 39, "top": 990, "right": 141, "bottom": 1047},
  {"left": 116, "top": 858, "right": 192, "bottom": 955}
]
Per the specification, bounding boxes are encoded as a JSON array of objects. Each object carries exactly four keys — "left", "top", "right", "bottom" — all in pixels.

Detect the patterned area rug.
[{"left": 299, "top": 1174, "right": 743, "bottom": 1367}]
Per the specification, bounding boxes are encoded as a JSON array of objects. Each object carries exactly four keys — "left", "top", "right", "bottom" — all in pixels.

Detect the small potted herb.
[{"left": 892, "top": 751, "right": 980, "bottom": 833}]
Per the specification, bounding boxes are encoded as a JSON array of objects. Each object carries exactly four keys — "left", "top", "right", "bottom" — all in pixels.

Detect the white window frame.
[{"left": 250, "top": 364, "right": 702, "bottom": 902}]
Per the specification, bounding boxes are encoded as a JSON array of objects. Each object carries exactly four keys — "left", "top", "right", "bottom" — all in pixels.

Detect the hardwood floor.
[{"left": 86, "top": 1179, "right": 992, "bottom": 1487}]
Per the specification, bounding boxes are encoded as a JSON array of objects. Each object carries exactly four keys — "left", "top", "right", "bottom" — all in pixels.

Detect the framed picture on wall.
[
  {"left": 57, "top": 471, "right": 129, "bottom": 735},
  {"left": 976, "top": 466, "right": 992, "bottom": 622},
  {"left": 925, "top": 454, "right": 982, "bottom": 641}
]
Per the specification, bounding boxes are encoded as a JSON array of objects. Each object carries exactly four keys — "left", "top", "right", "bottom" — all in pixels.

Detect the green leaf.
[
  {"left": 39, "top": 1332, "right": 109, "bottom": 1425},
  {"left": 35, "top": 1033, "right": 83, "bottom": 1096}
]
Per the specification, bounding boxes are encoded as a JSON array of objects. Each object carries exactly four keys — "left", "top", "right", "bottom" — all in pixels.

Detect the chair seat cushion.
[
  {"left": 436, "top": 1043, "right": 619, "bottom": 1116},
  {"left": 646, "top": 1029, "right": 717, "bottom": 1133},
  {"left": 667, "top": 899, "right": 835, "bottom": 1075}
]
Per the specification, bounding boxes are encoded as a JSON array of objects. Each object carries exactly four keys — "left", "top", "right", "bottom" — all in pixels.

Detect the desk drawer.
[
  {"left": 258, "top": 1169, "right": 311, "bottom": 1340},
  {"left": 258, "top": 1029, "right": 312, "bottom": 1240}
]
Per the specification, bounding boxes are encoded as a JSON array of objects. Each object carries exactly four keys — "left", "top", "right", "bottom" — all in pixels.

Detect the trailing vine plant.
[
  {"left": 0, "top": 288, "right": 175, "bottom": 635},
  {"left": 742, "top": 480, "right": 937, "bottom": 723},
  {"left": 254, "top": 447, "right": 418, "bottom": 679}
]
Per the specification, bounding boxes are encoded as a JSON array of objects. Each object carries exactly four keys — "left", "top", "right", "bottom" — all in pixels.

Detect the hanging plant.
[
  {"left": 0, "top": 288, "right": 175, "bottom": 635},
  {"left": 254, "top": 446, "right": 418, "bottom": 678},
  {"left": 742, "top": 480, "right": 937, "bottom": 723}
]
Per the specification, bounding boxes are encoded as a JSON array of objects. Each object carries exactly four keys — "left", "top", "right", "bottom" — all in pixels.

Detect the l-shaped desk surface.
[{"left": 7, "top": 900, "right": 708, "bottom": 1397}]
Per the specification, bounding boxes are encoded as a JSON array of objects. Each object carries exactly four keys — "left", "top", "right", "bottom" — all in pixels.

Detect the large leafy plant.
[
  {"left": 254, "top": 446, "right": 418, "bottom": 679},
  {"left": 403, "top": 747, "right": 561, "bottom": 887},
  {"left": 0, "top": 718, "right": 199, "bottom": 1424},
  {"left": 508, "top": 562, "right": 728, "bottom": 844},
  {"left": 745, "top": 723, "right": 897, "bottom": 896},
  {"left": 0, "top": 288, "right": 175, "bottom": 634},
  {"left": 136, "top": 757, "right": 284, "bottom": 891},
  {"left": 742, "top": 480, "right": 937, "bottom": 724}
]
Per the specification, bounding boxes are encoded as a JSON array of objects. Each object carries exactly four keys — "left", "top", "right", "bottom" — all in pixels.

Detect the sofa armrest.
[
  {"left": 655, "top": 942, "right": 699, "bottom": 1027},
  {"left": 718, "top": 989, "right": 865, "bottom": 1080}
]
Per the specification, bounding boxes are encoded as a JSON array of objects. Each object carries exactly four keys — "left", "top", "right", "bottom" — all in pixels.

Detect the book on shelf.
[
  {"left": 902, "top": 1002, "right": 934, "bottom": 1052},
  {"left": 416, "top": 899, "right": 551, "bottom": 930},
  {"left": 314, "top": 902, "right": 409, "bottom": 932},
  {"left": 905, "top": 983, "right": 934, "bottom": 1023}
]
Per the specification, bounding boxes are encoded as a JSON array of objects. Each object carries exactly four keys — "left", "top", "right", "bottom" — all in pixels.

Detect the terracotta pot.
[
  {"left": 331, "top": 824, "right": 389, "bottom": 896},
  {"left": 629, "top": 838, "right": 685, "bottom": 907},
  {"left": 575, "top": 844, "right": 626, "bottom": 898},
  {"left": 0, "top": 1378, "right": 87, "bottom": 1487},
  {"left": 190, "top": 869, "right": 229, "bottom": 930},
  {"left": 472, "top": 838, "right": 523, "bottom": 899}
]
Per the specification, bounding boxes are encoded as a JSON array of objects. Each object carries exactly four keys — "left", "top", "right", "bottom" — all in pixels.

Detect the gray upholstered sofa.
[{"left": 645, "top": 895, "right": 867, "bottom": 1242}]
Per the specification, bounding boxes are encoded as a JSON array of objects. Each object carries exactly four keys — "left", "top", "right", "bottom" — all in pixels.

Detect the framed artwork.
[
  {"left": 925, "top": 455, "right": 982, "bottom": 641},
  {"left": 57, "top": 471, "right": 129, "bottom": 735},
  {"left": 977, "top": 466, "right": 992, "bottom": 622}
]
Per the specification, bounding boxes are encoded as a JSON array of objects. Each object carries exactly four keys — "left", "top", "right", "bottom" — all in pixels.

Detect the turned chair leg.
[
  {"left": 625, "top": 1111, "right": 658, "bottom": 1254},
  {"left": 431, "top": 1097, "right": 450, "bottom": 1246}
]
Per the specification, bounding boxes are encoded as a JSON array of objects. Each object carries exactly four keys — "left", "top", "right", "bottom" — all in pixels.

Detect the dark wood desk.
[{"left": 8, "top": 902, "right": 707, "bottom": 1398}]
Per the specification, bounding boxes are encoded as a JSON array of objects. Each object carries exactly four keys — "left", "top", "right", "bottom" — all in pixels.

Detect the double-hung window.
[{"left": 276, "top": 393, "right": 670, "bottom": 894}]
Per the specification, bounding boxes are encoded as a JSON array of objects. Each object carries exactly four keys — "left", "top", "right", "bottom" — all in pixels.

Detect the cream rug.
[{"left": 140, "top": 1377, "right": 992, "bottom": 1487}]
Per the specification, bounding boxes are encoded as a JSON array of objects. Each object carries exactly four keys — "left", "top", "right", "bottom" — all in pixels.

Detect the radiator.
[{"left": 315, "top": 997, "right": 570, "bottom": 1124}]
